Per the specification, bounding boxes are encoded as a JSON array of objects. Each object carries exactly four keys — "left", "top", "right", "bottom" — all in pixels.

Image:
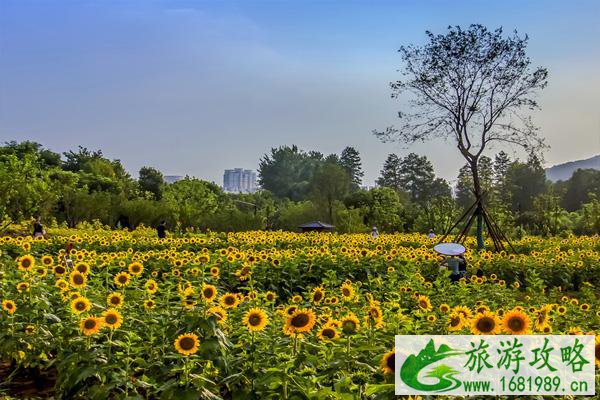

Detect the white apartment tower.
[{"left": 223, "top": 168, "right": 257, "bottom": 193}]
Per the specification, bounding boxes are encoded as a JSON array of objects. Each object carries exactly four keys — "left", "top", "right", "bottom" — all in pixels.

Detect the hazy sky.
[{"left": 1, "top": 0, "right": 599, "bottom": 186}]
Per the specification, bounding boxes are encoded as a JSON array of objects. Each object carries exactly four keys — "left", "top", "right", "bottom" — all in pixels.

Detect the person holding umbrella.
[{"left": 433, "top": 242, "right": 466, "bottom": 283}]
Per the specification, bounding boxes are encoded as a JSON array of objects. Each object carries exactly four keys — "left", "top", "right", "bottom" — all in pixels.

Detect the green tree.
[
  {"left": 375, "top": 25, "right": 548, "bottom": 248},
  {"left": 574, "top": 195, "right": 600, "bottom": 234},
  {"left": 494, "top": 151, "right": 512, "bottom": 205},
  {"left": 532, "top": 193, "right": 572, "bottom": 236},
  {"left": 366, "top": 187, "right": 402, "bottom": 232},
  {"left": 163, "top": 178, "right": 220, "bottom": 229},
  {"left": 455, "top": 156, "right": 494, "bottom": 209},
  {"left": 377, "top": 154, "right": 402, "bottom": 191},
  {"left": 310, "top": 162, "right": 350, "bottom": 223},
  {"left": 339, "top": 147, "right": 364, "bottom": 189},
  {"left": 0, "top": 153, "right": 53, "bottom": 225},
  {"left": 560, "top": 169, "right": 600, "bottom": 212},
  {"left": 138, "top": 166, "right": 165, "bottom": 200},
  {"left": 258, "top": 145, "right": 323, "bottom": 200},
  {"left": 506, "top": 155, "right": 547, "bottom": 215}
]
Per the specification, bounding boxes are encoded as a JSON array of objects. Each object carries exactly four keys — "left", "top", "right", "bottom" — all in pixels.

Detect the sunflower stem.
[{"left": 292, "top": 334, "right": 298, "bottom": 357}]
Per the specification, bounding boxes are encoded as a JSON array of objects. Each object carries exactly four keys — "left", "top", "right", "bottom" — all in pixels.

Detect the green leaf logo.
[{"left": 400, "top": 339, "right": 463, "bottom": 392}]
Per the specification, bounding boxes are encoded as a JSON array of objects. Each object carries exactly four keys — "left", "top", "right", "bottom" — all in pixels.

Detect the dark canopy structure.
[
  {"left": 438, "top": 196, "right": 515, "bottom": 253},
  {"left": 298, "top": 221, "right": 334, "bottom": 233}
]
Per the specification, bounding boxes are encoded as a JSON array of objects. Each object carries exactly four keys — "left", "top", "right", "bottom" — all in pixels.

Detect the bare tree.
[{"left": 374, "top": 24, "right": 548, "bottom": 248}]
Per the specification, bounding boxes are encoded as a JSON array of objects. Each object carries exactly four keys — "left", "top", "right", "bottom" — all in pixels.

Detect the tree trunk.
[{"left": 469, "top": 160, "right": 485, "bottom": 250}]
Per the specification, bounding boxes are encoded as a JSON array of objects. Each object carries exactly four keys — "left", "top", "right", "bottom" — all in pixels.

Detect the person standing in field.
[
  {"left": 371, "top": 226, "right": 379, "bottom": 239},
  {"left": 157, "top": 221, "right": 167, "bottom": 239},
  {"left": 32, "top": 217, "right": 46, "bottom": 239},
  {"left": 427, "top": 229, "right": 436, "bottom": 239}
]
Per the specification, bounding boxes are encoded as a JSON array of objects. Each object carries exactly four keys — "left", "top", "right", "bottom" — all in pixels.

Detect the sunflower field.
[{"left": 0, "top": 227, "right": 599, "bottom": 399}]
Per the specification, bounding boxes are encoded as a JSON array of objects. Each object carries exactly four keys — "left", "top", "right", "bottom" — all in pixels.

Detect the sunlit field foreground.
[{"left": 1, "top": 228, "right": 599, "bottom": 399}]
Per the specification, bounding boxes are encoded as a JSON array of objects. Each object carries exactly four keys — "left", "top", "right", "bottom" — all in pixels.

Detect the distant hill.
[
  {"left": 164, "top": 175, "right": 183, "bottom": 184},
  {"left": 545, "top": 155, "right": 600, "bottom": 182}
]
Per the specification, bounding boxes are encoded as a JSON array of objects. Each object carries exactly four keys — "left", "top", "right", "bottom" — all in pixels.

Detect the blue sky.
[{"left": 1, "top": 0, "right": 599, "bottom": 185}]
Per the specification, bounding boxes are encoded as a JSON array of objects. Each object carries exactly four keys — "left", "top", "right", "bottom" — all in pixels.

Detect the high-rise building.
[{"left": 223, "top": 168, "right": 257, "bottom": 193}]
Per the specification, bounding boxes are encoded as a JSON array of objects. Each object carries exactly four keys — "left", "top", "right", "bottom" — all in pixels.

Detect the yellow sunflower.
[
  {"left": 502, "top": 309, "right": 530, "bottom": 335},
  {"left": 447, "top": 312, "right": 464, "bottom": 332},
  {"left": 310, "top": 287, "right": 325, "bottom": 304},
  {"left": 144, "top": 299, "right": 155, "bottom": 309},
  {"left": 453, "top": 305, "right": 472, "bottom": 320},
  {"left": 107, "top": 292, "right": 124, "bottom": 308},
  {"left": 219, "top": 293, "right": 239, "bottom": 309},
  {"left": 174, "top": 333, "right": 200, "bottom": 356},
  {"left": 340, "top": 313, "right": 361, "bottom": 335},
  {"left": 417, "top": 295, "right": 432, "bottom": 312},
  {"left": 380, "top": 349, "right": 395, "bottom": 374},
  {"left": 41, "top": 255, "right": 54, "bottom": 267},
  {"left": 69, "top": 271, "right": 87, "bottom": 289},
  {"left": 318, "top": 324, "right": 339, "bottom": 341},
  {"left": 103, "top": 308, "right": 123, "bottom": 329},
  {"left": 2, "top": 300, "right": 16, "bottom": 315},
  {"left": 264, "top": 291, "right": 277, "bottom": 302},
  {"left": 75, "top": 262, "right": 90, "bottom": 275},
  {"left": 471, "top": 311, "right": 501, "bottom": 335},
  {"left": 16, "top": 282, "right": 30, "bottom": 292},
  {"left": 53, "top": 264, "right": 67, "bottom": 276},
  {"left": 55, "top": 279, "right": 69, "bottom": 291},
  {"left": 201, "top": 284, "right": 218, "bottom": 302},
  {"left": 80, "top": 316, "right": 103, "bottom": 336},
  {"left": 128, "top": 262, "right": 144, "bottom": 276},
  {"left": 114, "top": 272, "right": 131, "bottom": 287},
  {"left": 18, "top": 255, "right": 35, "bottom": 271},
  {"left": 70, "top": 296, "right": 91, "bottom": 314},
  {"left": 145, "top": 279, "right": 159, "bottom": 294},
  {"left": 285, "top": 308, "right": 316, "bottom": 334},
  {"left": 340, "top": 282, "right": 355, "bottom": 300},
  {"left": 208, "top": 305, "right": 228, "bottom": 324},
  {"left": 243, "top": 308, "right": 269, "bottom": 332}
]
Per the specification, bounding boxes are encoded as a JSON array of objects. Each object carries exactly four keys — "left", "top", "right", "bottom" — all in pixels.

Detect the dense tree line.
[{"left": 1, "top": 141, "right": 599, "bottom": 236}]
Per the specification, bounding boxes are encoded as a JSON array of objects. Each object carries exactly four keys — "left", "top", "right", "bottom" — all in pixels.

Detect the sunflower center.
[
  {"left": 118, "top": 276, "right": 127, "bottom": 283},
  {"left": 105, "top": 314, "right": 118, "bottom": 324},
  {"left": 342, "top": 320, "right": 357, "bottom": 333},
  {"left": 22, "top": 259, "right": 31, "bottom": 268},
  {"left": 6, "top": 303, "right": 14, "bottom": 309},
  {"left": 450, "top": 316, "right": 461, "bottom": 327},
  {"left": 342, "top": 288, "right": 351, "bottom": 297},
  {"left": 595, "top": 344, "right": 600, "bottom": 362},
  {"left": 84, "top": 319, "right": 97, "bottom": 329},
  {"left": 322, "top": 328, "right": 335, "bottom": 339},
  {"left": 55, "top": 266, "right": 65, "bottom": 274},
  {"left": 203, "top": 289, "right": 214, "bottom": 298},
  {"left": 476, "top": 317, "right": 495, "bottom": 333},
  {"left": 73, "top": 275, "right": 84, "bottom": 285},
  {"left": 75, "top": 301, "right": 86, "bottom": 311},
  {"left": 386, "top": 354, "right": 395, "bottom": 371},
  {"left": 179, "top": 337, "right": 196, "bottom": 350},
  {"left": 224, "top": 296, "right": 235, "bottom": 305},
  {"left": 248, "top": 314, "right": 262, "bottom": 326},
  {"left": 508, "top": 317, "right": 524, "bottom": 332},
  {"left": 291, "top": 313, "right": 309, "bottom": 328},
  {"left": 313, "top": 291, "right": 323, "bottom": 302},
  {"left": 419, "top": 300, "right": 428, "bottom": 309},
  {"left": 110, "top": 297, "right": 121, "bottom": 305}
]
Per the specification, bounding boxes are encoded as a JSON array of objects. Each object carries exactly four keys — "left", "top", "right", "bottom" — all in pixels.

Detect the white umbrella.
[{"left": 433, "top": 242, "right": 466, "bottom": 256}]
